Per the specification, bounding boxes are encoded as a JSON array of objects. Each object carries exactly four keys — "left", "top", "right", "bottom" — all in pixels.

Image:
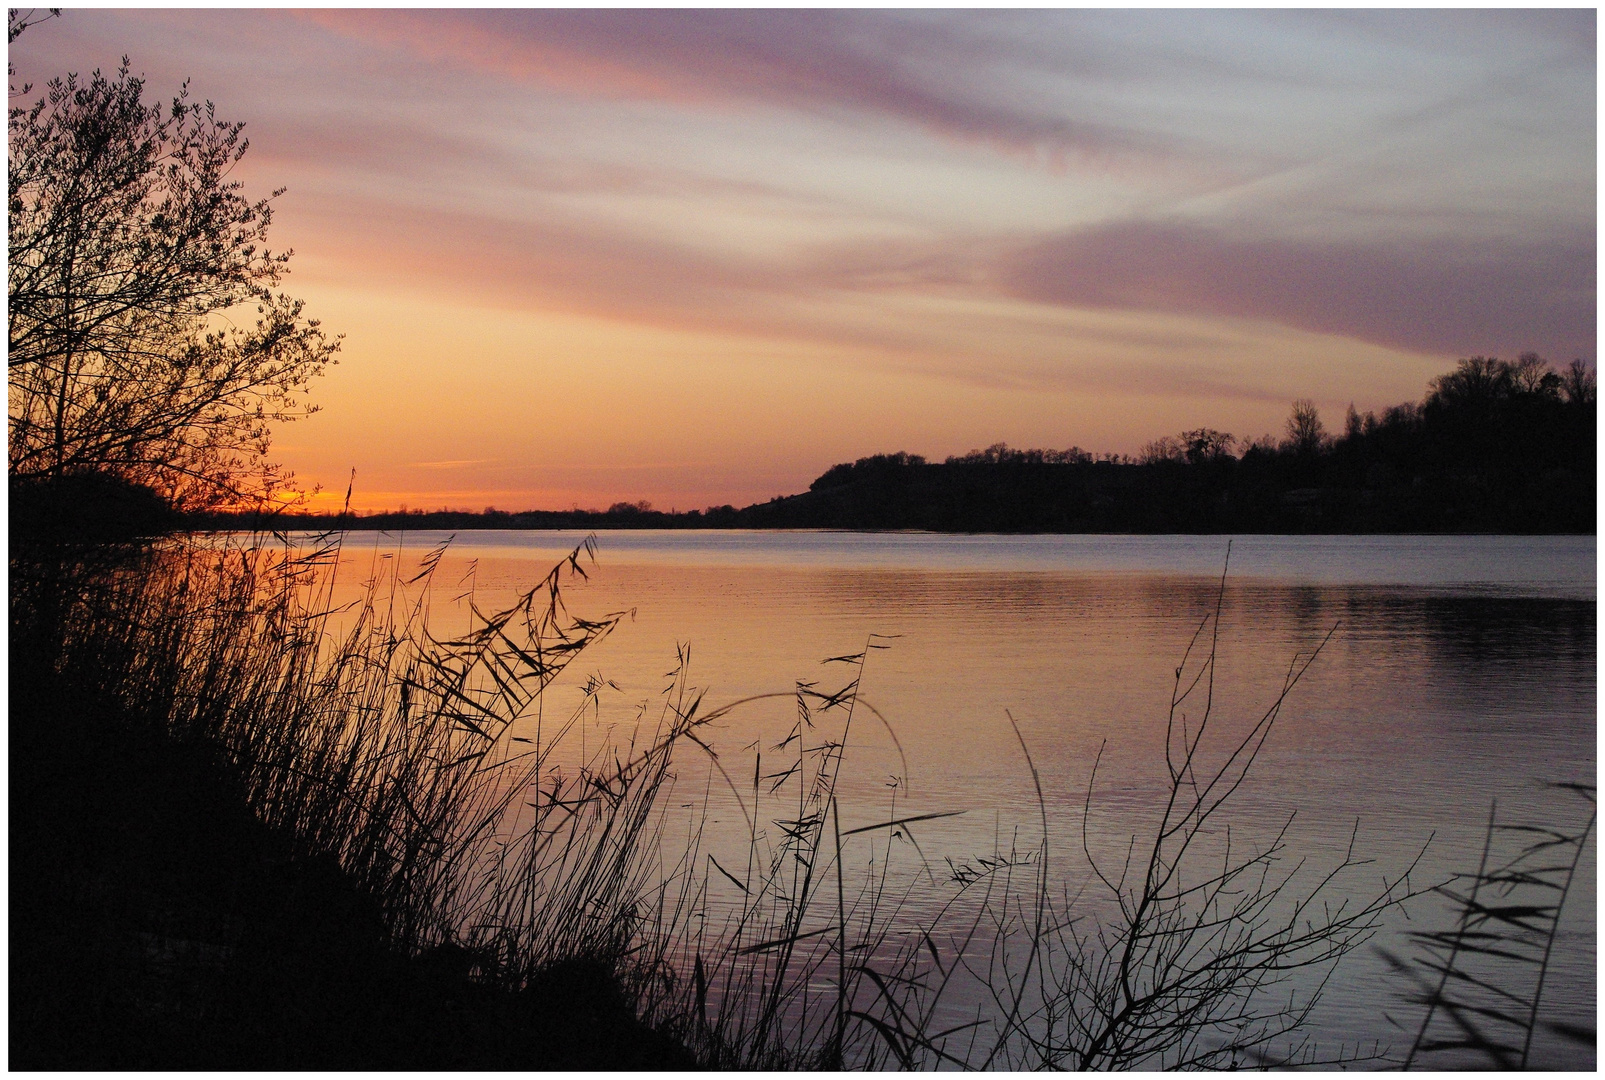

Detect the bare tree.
[
  {"left": 8, "top": 39, "right": 338, "bottom": 510},
  {"left": 1283, "top": 399, "right": 1326, "bottom": 455},
  {"left": 1180, "top": 428, "right": 1234, "bottom": 464},
  {"left": 1139, "top": 434, "right": 1186, "bottom": 465},
  {"left": 1561, "top": 358, "right": 1595, "bottom": 407}
]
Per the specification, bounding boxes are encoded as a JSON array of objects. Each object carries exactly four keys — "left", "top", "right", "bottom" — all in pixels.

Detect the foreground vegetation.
[
  {"left": 12, "top": 528, "right": 1593, "bottom": 1069},
  {"left": 11, "top": 535, "right": 691, "bottom": 1067}
]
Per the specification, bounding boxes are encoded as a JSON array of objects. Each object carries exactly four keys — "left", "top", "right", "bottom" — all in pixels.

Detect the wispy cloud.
[
  {"left": 301, "top": 10, "right": 1182, "bottom": 168},
  {"left": 1002, "top": 221, "right": 1595, "bottom": 360},
  {"left": 410, "top": 459, "right": 502, "bottom": 470}
]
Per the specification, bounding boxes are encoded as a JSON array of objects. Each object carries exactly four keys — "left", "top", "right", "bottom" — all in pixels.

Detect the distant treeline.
[{"left": 190, "top": 354, "right": 1594, "bottom": 536}]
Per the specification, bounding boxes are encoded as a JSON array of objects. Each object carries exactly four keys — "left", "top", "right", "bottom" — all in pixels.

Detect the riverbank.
[
  {"left": 8, "top": 537, "right": 699, "bottom": 1070},
  {"left": 9, "top": 649, "right": 696, "bottom": 1069}
]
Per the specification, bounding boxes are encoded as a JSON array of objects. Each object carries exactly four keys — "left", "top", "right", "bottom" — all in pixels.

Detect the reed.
[
  {"left": 15, "top": 527, "right": 944, "bottom": 1065},
  {"left": 1383, "top": 783, "right": 1595, "bottom": 1069},
  {"left": 839, "top": 554, "right": 1432, "bottom": 1070},
  {"left": 12, "top": 531, "right": 693, "bottom": 1010},
  {"left": 645, "top": 634, "right": 976, "bottom": 1068}
]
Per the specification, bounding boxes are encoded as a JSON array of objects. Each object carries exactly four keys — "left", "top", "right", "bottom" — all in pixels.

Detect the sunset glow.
[{"left": 12, "top": 9, "right": 1593, "bottom": 512}]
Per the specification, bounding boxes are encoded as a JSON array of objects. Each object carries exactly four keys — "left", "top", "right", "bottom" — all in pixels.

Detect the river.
[{"left": 316, "top": 530, "right": 1595, "bottom": 1067}]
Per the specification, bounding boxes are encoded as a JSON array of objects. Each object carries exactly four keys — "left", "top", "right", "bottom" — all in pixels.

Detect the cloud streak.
[
  {"left": 304, "top": 9, "right": 1182, "bottom": 167},
  {"left": 304, "top": 181, "right": 1595, "bottom": 367},
  {"left": 1002, "top": 222, "right": 1595, "bottom": 361}
]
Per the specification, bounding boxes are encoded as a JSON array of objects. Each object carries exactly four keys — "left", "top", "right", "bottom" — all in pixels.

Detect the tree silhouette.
[
  {"left": 1180, "top": 428, "right": 1234, "bottom": 464},
  {"left": 8, "top": 34, "right": 338, "bottom": 511},
  {"left": 8, "top": 8, "right": 60, "bottom": 47},
  {"left": 1561, "top": 358, "right": 1596, "bottom": 408},
  {"left": 1283, "top": 399, "right": 1326, "bottom": 455},
  {"left": 1140, "top": 434, "right": 1186, "bottom": 465}
]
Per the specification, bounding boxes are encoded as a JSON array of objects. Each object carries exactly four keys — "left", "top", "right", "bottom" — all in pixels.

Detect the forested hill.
[
  {"left": 191, "top": 355, "right": 1594, "bottom": 536},
  {"left": 732, "top": 356, "right": 1594, "bottom": 534}
]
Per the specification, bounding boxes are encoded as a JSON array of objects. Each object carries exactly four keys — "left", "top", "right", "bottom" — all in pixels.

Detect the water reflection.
[{"left": 313, "top": 531, "right": 1594, "bottom": 1065}]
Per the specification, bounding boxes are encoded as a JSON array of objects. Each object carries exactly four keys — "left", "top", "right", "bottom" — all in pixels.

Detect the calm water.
[{"left": 321, "top": 530, "right": 1595, "bottom": 1066}]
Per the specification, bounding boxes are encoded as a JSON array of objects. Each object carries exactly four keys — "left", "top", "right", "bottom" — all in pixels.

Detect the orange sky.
[{"left": 13, "top": 10, "right": 1595, "bottom": 512}]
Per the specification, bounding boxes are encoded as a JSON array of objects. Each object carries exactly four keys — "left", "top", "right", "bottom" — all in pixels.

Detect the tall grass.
[
  {"left": 15, "top": 527, "right": 957, "bottom": 1061},
  {"left": 14, "top": 530, "right": 697, "bottom": 987},
  {"left": 648, "top": 634, "right": 983, "bottom": 1068},
  {"left": 1383, "top": 784, "right": 1596, "bottom": 1069}
]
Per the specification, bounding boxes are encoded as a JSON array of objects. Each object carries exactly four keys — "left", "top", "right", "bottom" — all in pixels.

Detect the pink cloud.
[
  {"left": 293, "top": 190, "right": 995, "bottom": 355},
  {"left": 298, "top": 10, "right": 1175, "bottom": 167},
  {"left": 1001, "top": 222, "right": 1595, "bottom": 361}
]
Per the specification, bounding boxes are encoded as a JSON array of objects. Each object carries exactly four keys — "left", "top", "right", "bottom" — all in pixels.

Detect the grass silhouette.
[{"left": 1382, "top": 784, "right": 1595, "bottom": 1069}]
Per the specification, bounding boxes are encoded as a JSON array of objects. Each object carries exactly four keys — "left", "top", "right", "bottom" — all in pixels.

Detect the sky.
[{"left": 10, "top": 9, "right": 1596, "bottom": 512}]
